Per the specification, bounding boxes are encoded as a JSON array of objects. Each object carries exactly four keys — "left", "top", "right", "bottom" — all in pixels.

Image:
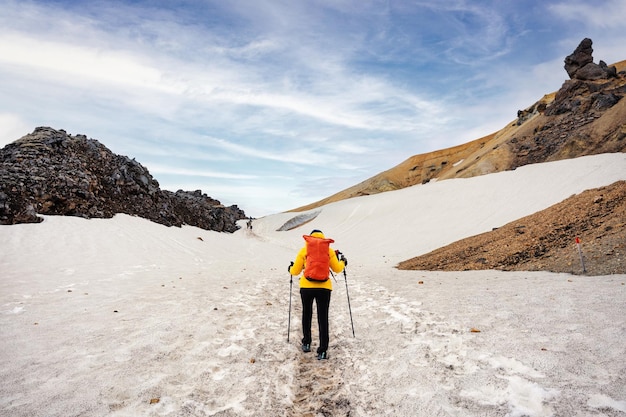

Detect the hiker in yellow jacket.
[{"left": 288, "top": 229, "right": 347, "bottom": 360}]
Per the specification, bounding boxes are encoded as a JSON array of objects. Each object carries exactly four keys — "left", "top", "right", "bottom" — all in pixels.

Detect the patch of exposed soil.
[{"left": 397, "top": 181, "right": 626, "bottom": 276}]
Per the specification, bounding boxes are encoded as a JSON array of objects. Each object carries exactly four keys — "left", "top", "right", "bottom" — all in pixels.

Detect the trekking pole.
[
  {"left": 287, "top": 274, "right": 293, "bottom": 343},
  {"left": 343, "top": 268, "right": 356, "bottom": 338},
  {"left": 329, "top": 269, "right": 338, "bottom": 283}
]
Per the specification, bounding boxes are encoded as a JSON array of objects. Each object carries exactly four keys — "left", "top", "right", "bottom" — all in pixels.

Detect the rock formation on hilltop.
[
  {"left": 564, "top": 38, "right": 617, "bottom": 80},
  {"left": 0, "top": 127, "right": 246, "bottom": 231},
  {"left": 291, "top": 39, "right": 626, "bottom": 213}
]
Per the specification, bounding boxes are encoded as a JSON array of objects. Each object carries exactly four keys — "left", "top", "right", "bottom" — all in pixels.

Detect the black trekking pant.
[{"left": 300, "top": 288, "right": 331, "bottom": 353}]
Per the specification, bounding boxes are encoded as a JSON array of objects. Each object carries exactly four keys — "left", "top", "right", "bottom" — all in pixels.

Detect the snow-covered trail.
[
  {"left": 2, "top": 153, "right": 626, "bottom": 416},
  {"left": 2, "top": 218, "right": 625, "bottom": 417}
]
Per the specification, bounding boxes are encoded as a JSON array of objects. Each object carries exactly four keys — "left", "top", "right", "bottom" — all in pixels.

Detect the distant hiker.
[
  {"left": 246, "top": 217, "right": 253, "bottom": 230},
  {"left": 288, "top": 229, "right": 347, "bottom": 360}
]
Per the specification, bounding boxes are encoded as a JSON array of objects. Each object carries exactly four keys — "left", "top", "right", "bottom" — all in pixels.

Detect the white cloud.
[
  {"left": 147, "top": 164, "right": 257, "bottom": 180},
  {"left": 549, "top": 0, "right": 626, "bottom": 29},
  {"left": 200, "top": 136, "right": 332, "bottom": 166},
  {"left": 0, "top": 33, "right": 175, "bottom": 93},
  {"left": 0, "top": 113, "right": 31, "bottom": 147}
]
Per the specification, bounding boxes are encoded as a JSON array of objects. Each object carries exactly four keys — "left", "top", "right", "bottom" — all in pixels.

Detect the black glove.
[
  {"left": 340, "top": 254, "right": 348, "bottom": 266},
  {"left": 288, "top": 261, "right": 294, "bottom": 273}
]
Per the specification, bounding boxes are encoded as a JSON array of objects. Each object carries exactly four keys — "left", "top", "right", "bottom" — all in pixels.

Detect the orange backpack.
[{"left": 303, "top": 234, "right": 335, "bottom": 281}]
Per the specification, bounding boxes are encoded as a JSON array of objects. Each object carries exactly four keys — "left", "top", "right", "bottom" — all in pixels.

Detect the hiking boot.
[
  {"left": 317, "top": 351, "right": 328, "bottom": 360},
  {"left": 302, "top": 343, "right": 311, "bottom": 353}
]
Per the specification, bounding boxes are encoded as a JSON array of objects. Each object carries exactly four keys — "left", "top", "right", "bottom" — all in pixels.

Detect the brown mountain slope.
[
  {"left": 397, "top": 181, "right": 626, "bottom": 276},
  {"left": 291, "top": 56, "right": 626, "bottom": 213}
]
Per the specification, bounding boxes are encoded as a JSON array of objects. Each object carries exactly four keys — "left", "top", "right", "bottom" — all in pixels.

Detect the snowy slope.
[{"left": 1, "top": 153, "right": 625, "bottom": 416}]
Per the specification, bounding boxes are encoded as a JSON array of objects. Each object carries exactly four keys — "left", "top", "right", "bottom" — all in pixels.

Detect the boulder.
[
  {"left": 564, "top": 38, "right": 594, "bottom": 79},
  {"left": 564, "top": 38, "right": 617, "bottom": 80}
]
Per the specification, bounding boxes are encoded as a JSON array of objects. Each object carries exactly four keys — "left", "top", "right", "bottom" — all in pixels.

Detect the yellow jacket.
[{"left": 289, "top": 231, "right": 345, "bottom": 290}]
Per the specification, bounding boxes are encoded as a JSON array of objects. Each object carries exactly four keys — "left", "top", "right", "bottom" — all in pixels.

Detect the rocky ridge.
[
  {"left": 291, "top": 39, "right": 626, "bottom": 212},
  {"left": 0, "top": 127, "right": 246, "bottom": 232}
]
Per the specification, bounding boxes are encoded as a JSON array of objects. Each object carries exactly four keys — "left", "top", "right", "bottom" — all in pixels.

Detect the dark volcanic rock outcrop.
[
  {"left": 564, "top": 38, "right": 617, "bottom": 80},
  {"left": 0, "top": 127, "right": 246, "bottom": 231},
  {"left": 512, "top": 40, "right": 625, "bottom": 166}
]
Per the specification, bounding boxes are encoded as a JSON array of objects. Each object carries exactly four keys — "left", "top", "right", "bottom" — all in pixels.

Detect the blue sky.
[{"left": 1, "top": 0, "right": 625, "bottom": 217}]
